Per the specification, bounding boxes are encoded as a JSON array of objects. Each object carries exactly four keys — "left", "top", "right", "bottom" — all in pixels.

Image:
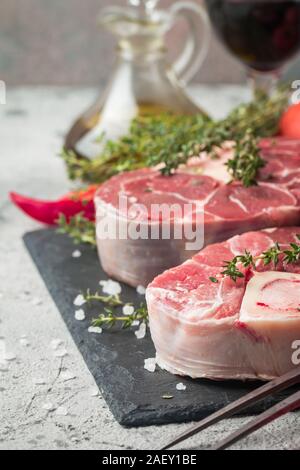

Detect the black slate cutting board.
[{"left": 23, "top": 229, "right": 293, "bottom": 427}]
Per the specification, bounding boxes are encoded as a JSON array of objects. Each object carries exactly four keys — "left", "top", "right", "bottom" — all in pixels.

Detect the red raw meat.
[
  {"left": 146, "top": 227, "right": 300, "bottom": 380},
  {"left": 95, "top": 137, "right": 300, "bottom": 287}
]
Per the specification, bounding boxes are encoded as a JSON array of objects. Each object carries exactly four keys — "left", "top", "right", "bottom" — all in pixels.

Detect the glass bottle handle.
[{"left": 170, "top": 1, "right": 210, "bottom": 86}]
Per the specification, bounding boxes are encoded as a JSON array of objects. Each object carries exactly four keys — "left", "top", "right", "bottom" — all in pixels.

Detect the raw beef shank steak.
[
  {"left": 146, "top": 227, "right": 300, "bottom": 381},
  {"left": 95, "top": 138, "right": 300, "bottom": 287}
]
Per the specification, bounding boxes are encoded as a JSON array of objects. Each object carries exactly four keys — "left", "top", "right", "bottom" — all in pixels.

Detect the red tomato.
[{"left": 279, "top": 103, "right": 300, "bottom": 138}]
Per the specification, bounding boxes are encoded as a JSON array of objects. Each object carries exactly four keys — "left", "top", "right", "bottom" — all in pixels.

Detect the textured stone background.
[
  {"left": 1, "top": 0, "right": 299, "bottom": 86},
  {"left": 1, "top": 86, "right": 300, "bottom": 450}
]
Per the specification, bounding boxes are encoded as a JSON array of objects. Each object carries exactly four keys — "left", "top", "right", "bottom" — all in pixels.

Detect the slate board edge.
[
  {"left": 23, "top": 230, "right": 151, "bottom": 427},
  {"left": 23, "top": 229, "right": 290, "bottom": 428},
  {"left": 23, "top": 230, "right": 224, "bottom": 427}
]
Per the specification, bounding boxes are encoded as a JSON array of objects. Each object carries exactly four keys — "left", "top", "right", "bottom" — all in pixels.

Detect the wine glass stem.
[{"left": 247, "top": 69, "right": 281, "bottom": 97}]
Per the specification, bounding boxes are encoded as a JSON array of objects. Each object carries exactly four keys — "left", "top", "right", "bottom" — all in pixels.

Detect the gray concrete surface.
[{"left": 0, "top": 86, "right": 299, "bottom": 450}]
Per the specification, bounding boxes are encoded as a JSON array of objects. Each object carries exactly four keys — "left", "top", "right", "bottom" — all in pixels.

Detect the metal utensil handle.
[{"left": 171, "top": 1, "right": 210, "bottom": 85}]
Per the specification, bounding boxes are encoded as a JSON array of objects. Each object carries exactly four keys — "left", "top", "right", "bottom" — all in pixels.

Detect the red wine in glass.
[{"left": 205, "top": 0, "right": 300, "bottom": 93}]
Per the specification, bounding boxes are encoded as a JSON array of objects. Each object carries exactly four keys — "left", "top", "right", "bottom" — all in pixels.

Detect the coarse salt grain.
[
  {"left": 135, "top": 322, "right": 146, "bottom": 340},
  {"left": 55, "top": 406, "right": 68, "bottom": 416},
  {"left": 34, "top": 378, "right": 46, "bottom": 385},
  {"left": 136, "top": 285, "right": 146, "bottom": 295},
  {"left": 73, "top": 294, "right": 86, "bottom": 307},
  {"left": 4, "top": 352, "right": 16, "bottom": 362},
  {"left": 144, "top": 357, "right": 156, "bottom": 373},
  {"left": 123, "top": 305, "right": 135, "bottom": 316},
  {"left": 72, "top": 250, "right": 82, "bottom": 258},
  {"left": 32, "top": 297, "right": 43, "bottom": 306},
  {"left": 100, "top": 279, "right": 122, "bottom": 296},
  {"left": 75, "top": 309, "right": 85, "bottom": 321},
  {"left": 50, "top": 339, "right": 63, "bottom": 350},
  {"left": 176, "top": 382, "right": 187, "bottom": 391},
  {"left": 131, "top": 320, "right": 140, "bottom": 327},
  {"left": 61, "top": 371, "right": 76, "bottom": 381},
  {"left": 88, "top": 326, "right": 103, "bottom": 334},
  {"left": 90, "top": 387, "right": 99, "bottom": 397},
  {"left": 42, "top": 402, "right": 56, "bottom": 412},
  {"left": 19, "top": 338, "right": 30, "bottom": 347},
  {"left": 53, "top": 349, "right": 68, "bottom": 358}
]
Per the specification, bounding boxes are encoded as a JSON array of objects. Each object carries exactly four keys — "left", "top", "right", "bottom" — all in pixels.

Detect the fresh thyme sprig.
[
  {"left": 57, "top": 213, "right": 96, "bottom": 246},
  {"left": 62, "top": 86, "right": 289, "bottom": 187},
  {"left": 92, "top": 303, "right": 148, "bottom": 330},
  {"left": 213, "top": 236, "right": 300, "bottom": 283},
  {"left": 81, "top": 288, "right": 149, "bottom": 330},
  {"left": 83, "top": 289, "right": 123, "bottom": 307},
  {"left": 283, "top": 237, "right": 300, "bottom": 263},
  {"left": 226, "top": 132, "right": 265, "bottom": 187},
  {"left": 262, "top": 243, "right": 282, "bottom": 265},
  {"left": 221, "top": 250, "right": 255, "bottom": 281},
  {"left": 62, "top": 113, "right": 210, "bottom": 183}
]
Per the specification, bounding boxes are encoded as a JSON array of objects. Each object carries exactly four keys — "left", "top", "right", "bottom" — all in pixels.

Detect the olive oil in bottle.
[{"left": 65, "top": 0, "right": 210, "bottom": 160}]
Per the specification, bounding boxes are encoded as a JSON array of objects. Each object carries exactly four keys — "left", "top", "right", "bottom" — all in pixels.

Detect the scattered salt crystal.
[
  {"left": 88, "top": 326, "right": 102, "bottom": 334},
  {"left": 55, "top": 406, "right": 68, "bottom": 416},
  {"left": 19, "top": 338, "right": 30, "bottom": 347},
  {"left": 176, "top": 382, "right": 187, "bottom": 391},
  {"left": 20, "top": 334, "right": 27, "bottom": 339},
  {"left": 75, "top": 309, "right": 85, "bottom": 321},
  {"left": 72, "top": 250, "right": 82, "bottom": 258},
  {"left": 100, "top": 279, "right": 122, "bottom": 296},
  {"left": 135, "top": 322, "right": 146, "bottom": 340},
  {"left": 53, "top": 349, "right": 68, "bottom": 358},
  {"left": 34, "top": 378, "right": 46, "bottom": 385},
  {"left": 42, "top": 402, "right": 56, "bottom": 412},
  {"left": 90, "top": 387, "right": 99, "bottom": 397},
  {"left": 32, "top": 297, "right": 43, "bottom": 306},
  {"left": 61, "top": 371, "right": 76, "bottom": 382},
  {"left": 131, "top": 320, "right": 140, "bottom": 327},
  {"left": 4, "top": 352, "right": 16, "bottom": 361},
  {"left": 144, "top": 357, "right": 156, "bottom": 373},
  {"left": 50, "top": 339, "right": 63, "bottom": 350},
  {"left": 123, "top": 305, "right": 134, "bottom": 316},
  {"left": 73, "top": 294, "right": 86, "bottom": 307},
  {"left": 0, "top": 362, "right": 8, "bottom": 372},
  {"left": 136, "top": 285, "right": 146, "bottom": 295}
]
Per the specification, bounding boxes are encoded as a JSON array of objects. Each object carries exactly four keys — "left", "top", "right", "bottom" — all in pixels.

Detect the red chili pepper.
[{"left": 10, "top": 185, "right": 98, "bottom": 226}]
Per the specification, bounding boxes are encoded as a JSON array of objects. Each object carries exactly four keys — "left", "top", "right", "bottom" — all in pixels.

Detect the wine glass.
[{"left": 205, "top": 0, "right": 300, "bottom": 95}]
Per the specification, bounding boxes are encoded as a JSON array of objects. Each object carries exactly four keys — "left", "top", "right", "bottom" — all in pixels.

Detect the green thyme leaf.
[
  {"left": 92, "top": 302, "right": 148, "bottom": 330},
  {"left": 215, "top": 235, "right": 300, "bottom": 282},
  {"left": 61, "top": 86, "right": 289, "bottom": 187},
  {"left": 56, "top": 213, "right": 96, "bottom": 247}
]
